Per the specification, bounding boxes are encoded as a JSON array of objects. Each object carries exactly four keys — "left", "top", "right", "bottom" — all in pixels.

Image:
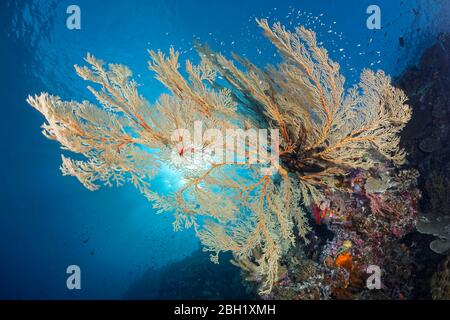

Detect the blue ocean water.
[{"left": 0, "top": 0, "right": 448, "bottom": 299}]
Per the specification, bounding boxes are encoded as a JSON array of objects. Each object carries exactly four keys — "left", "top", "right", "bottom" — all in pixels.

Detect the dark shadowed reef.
[
  {"left": 396, "top": 32, "right": 450, "bottom": 299},
  {"left": 123, "top": 249, "right": 256, "bottom": 300}
]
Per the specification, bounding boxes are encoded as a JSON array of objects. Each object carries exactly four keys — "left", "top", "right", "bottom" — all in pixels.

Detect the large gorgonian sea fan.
[{"left": 28, "top": 19, "right": 411, "bottom": 295}]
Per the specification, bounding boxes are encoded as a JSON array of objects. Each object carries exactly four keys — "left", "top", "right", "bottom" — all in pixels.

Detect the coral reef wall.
[{"left": 396, "top": 32, "right": 450, "bottom": 299}]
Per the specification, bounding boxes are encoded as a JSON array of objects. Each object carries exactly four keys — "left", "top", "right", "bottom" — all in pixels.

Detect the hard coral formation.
[
  {"left": 417, "top": 213, "right": 450, "bottom": 254},
  {"left": 28, "top": 19, "right": 412, "bottom": 295},
  {"left": 417, "top": 172, "right": 450, "bottom": 254},
  {"left": 430, "top": 254, "right": 450, "bottom": 299}
]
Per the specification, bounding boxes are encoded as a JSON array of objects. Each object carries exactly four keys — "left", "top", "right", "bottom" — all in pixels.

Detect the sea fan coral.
[{"left": 28, "top": 19, "right": 411, "bottom": 295}]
